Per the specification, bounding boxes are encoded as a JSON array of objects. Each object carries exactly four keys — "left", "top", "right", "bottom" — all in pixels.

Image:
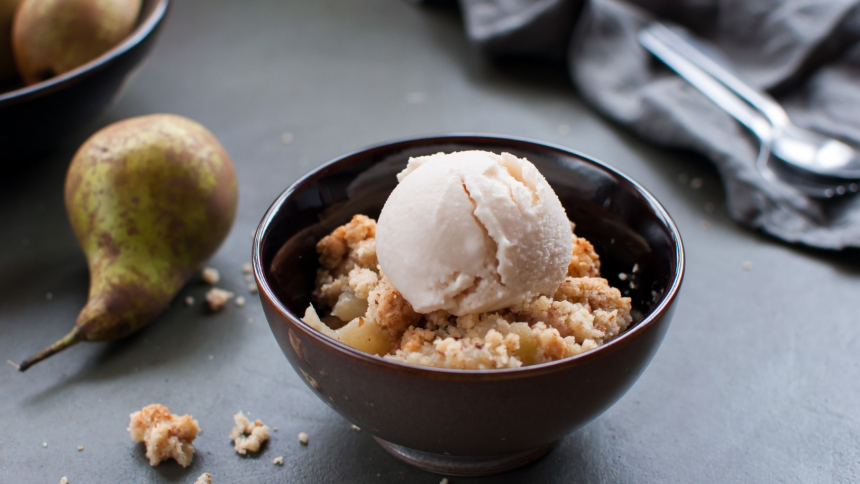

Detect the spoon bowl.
[{"left": 771, "top": 124, "right": 860, "bottom": 180}]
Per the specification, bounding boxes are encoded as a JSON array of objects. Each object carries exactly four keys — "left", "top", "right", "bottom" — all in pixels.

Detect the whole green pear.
[
  {"left": 0, "top": 0, "right": 24, "bottom": 84},
  {"left": 18, "top": 114, "right": 238, "bottom": 371},
  {"left": 12, "top": 0, "right": 141, "bottom": 85}
]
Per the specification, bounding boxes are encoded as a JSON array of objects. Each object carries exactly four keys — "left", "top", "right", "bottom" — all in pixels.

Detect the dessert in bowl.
[
  {"left": 253, "top": 135, "right": 684, "bottom": 476},
  {"left": 0, "top": 0, "right": 169, "bottom": 161}
]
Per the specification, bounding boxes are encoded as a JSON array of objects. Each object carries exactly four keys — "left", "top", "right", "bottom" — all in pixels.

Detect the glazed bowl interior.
[
  {"left": 260, "top": 135, "right": 682, "bottom": 349},
  {"left": 254, "top": 134, "right": 684, "bottom": 463},
  {"left": 0, "top": 0, "right": 169, "bottom": 161}
]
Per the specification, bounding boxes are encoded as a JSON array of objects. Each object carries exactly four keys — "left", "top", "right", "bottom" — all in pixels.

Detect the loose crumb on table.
[
  {"left": 351, "top": 424, "right": 361, "bottom": 432},
  {"left": 440, "top": 478, "right": 449, "bottom": 484},
  {"left": 273, "top": 456, "right": 284, "bottom": 465},
  {"left": 193, "top": 473, "right": 211, "bottom": 484},
  {"left": 242, "top": 263, "right": 252, "bottom": 274},
  {"left": 742, "top": 261, "right": 753, "bottom": 271},
  {"left": 184, "top": 296, "right": 195, "bottom": 306},
  {"left": 202, "top": 267, "right": 221, "bottom": 285},
  {"left": 230, "top": 412, "right": 270, "bottom": 455},
  {"left": 59, "top": 477, "right": 68, "bottom": 484},
  {"left": 76, "top": 445, "right": 83, "bottom": 451},
  {"left": 128, "top": 404, "right": 200, "bottom": 467},
  {"left": 205, "top": 288, "right": 234, "bottom": 312},
  {"left": 235, "top": 296, "right": 246, "bottom": 307},
  {"left": 298, "top": 432, "right": 309, "bottom": 445}
]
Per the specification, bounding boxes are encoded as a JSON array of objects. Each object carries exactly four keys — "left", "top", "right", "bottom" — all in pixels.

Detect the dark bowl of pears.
[{"left": 0, "top": 0, "right": 169, "bottom": 161}]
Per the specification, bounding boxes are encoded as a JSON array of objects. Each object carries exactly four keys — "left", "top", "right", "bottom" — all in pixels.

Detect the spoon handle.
[
  {"left": 638, "top": 28, "right": 773, "bottom": 142},
  {"left": 641, "top": 23, "right": 791, "bottom": 129}
]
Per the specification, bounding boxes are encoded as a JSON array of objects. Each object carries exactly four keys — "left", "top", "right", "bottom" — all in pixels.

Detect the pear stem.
[{"left": 18, "top": 327, "right": 85, "bottom": 372}]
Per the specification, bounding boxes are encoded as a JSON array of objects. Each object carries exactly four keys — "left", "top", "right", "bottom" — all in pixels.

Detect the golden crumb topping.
[{"left": 568, "top": 236, "right": 601, "bottom": 278}]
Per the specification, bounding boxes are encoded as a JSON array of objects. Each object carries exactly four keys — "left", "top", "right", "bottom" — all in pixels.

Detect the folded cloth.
[{"left": 451, "top": 0, "right": 860, "bottom": 250}]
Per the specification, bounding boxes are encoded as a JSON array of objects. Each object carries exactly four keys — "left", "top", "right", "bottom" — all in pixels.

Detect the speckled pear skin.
[
  {"left": 12, "top": 0, "right": 141, "bottom": 85},
  {"left": 18, "top": 114, "right": 238, "bottom": 371}
]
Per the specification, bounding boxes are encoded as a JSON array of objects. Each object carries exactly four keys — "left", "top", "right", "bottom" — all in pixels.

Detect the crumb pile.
[
  {"left": 303, "top": 215, "right": 632, "bottom": 369},
  {"left": 230, "top": 412, "right": 270, "bottom": 455},
  {"left": 128, "top": 404, "right": 200, "bottom": 467}
]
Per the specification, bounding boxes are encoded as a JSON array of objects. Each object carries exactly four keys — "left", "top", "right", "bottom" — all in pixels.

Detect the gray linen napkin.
[{"left": 452, "top": 0, "right": 860, "bottom": 250}]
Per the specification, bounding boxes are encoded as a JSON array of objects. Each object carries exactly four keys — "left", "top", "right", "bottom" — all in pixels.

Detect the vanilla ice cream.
[{"left": 376, "top": 151, "right": 573, "bottom": 316}]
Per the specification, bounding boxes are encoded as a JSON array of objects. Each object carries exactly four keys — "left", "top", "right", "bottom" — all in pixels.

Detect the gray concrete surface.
[{"left": 2, "top": 1, "right": 859, "bottom": 483}]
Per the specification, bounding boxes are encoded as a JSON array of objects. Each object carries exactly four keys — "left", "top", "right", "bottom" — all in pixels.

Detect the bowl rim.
[
  {"left": 0, "top": 0, "right": 170, "bottom": 106},
  {"left": 253, "top": 133, "right": 685, "bottom": 380}
]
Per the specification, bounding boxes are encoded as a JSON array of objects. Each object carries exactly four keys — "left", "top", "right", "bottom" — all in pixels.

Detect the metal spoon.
[{"left": 639, "top": 23, "right": 860, "bottom": 198}]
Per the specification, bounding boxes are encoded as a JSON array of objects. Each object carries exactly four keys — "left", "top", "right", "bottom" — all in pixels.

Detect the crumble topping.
[
  {"left": 303, "top": 215, "right": 632, "bottom": 369},
  {"left": 567, "top": 223, "right": 601, "bottom": 278},
  {"left": 230, "top": 412, "right": 270, "bottom": 455},
  {"left": 128, "top": 404, "right": 200, "bottom": 467}
]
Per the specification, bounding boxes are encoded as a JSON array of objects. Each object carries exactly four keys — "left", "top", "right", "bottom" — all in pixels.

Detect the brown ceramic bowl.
[
  {"left": 0, "top": 0, "right": 169, "bottom": 161},
  {"left": 253, "top": 135, "right": 684, "bottom": 476}
]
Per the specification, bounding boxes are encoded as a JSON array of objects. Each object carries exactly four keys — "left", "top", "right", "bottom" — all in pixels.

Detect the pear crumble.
[
  {"left": 230, "top": 412, "right": 270, "bottom": 455},
  {"left": 301, "top": 215, "right": 632, "bottom": 370},
  {"left": 128, "top": 404, "right": 200, "bottom": 467}
]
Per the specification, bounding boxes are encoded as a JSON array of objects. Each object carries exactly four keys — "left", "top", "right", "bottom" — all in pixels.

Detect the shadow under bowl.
[
  {"left": 253, "top": 134, "right": 685, "bottom": 476},
  {"left": 0, "top": 0, "right": 169, "bottom": 162}
]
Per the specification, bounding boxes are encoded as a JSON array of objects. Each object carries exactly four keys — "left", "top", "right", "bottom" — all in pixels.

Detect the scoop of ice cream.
[{"left": 376, "top": 150, "right": 573, "bottom": 316}]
